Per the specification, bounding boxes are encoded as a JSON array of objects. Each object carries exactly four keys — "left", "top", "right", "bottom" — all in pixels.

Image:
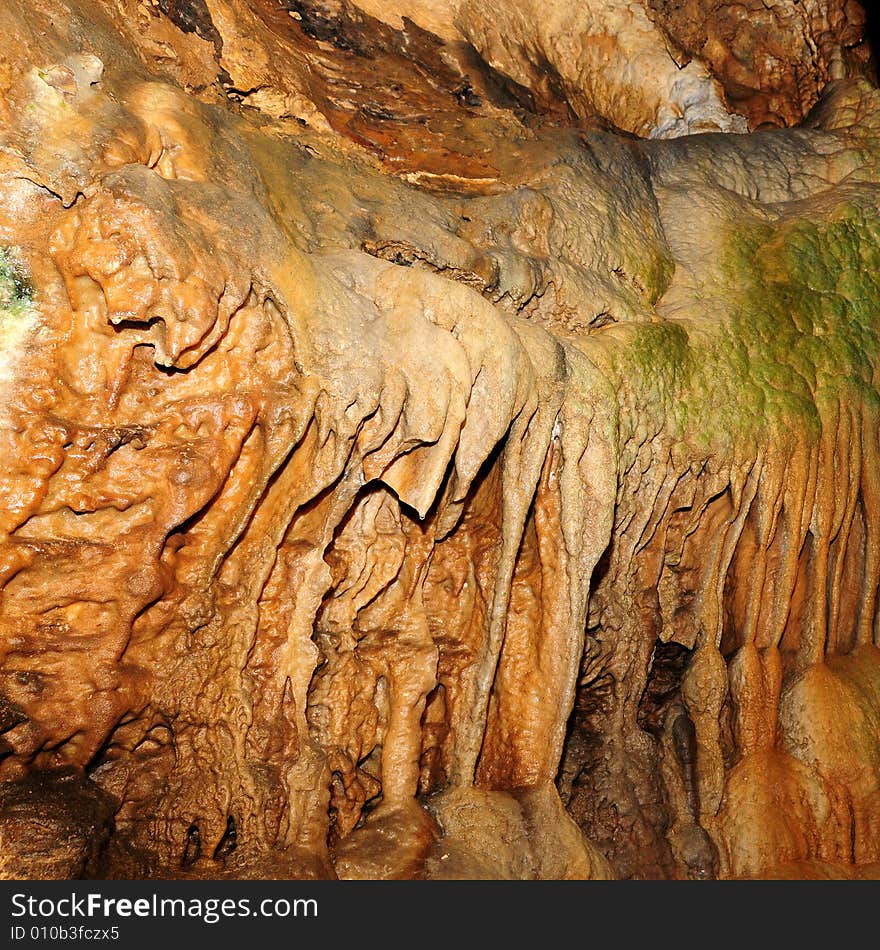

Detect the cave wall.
[{"left": 0, "top": 0, "right": 878, "bottom": 880}]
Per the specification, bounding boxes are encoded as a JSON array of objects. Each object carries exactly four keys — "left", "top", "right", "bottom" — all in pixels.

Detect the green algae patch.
[
  {"left": 0, "top": 247, "right": 38, "bottom": 380},
  {"left": 728, "top": 200, "right": 880, "bottom": 413},
  {"left": 0, "top": 247, "right": 34, "bottom": 317},
  {"left": 609, "top": 194, "right": 880, "bottom": 459},
  {"left": 618, "top": 321, "right": 694, "bottom": 430}
]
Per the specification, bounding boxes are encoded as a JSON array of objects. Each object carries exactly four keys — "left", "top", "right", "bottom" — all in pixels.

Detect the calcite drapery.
[{"left": 0, "top": 0, "right": 878, "bottom": 880}]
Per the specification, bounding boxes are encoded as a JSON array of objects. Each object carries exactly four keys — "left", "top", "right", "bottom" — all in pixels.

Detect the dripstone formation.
[{"left": 0, "top": 0, "right": 878, "bottom": 880}]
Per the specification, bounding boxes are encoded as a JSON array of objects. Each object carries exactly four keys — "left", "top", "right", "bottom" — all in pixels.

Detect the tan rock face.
[
  {"left": 0, "top": 0, "right": 878, "bottom": 880},
  {"left": 643, "top": 0, "right": 874, "bottom": 128}
]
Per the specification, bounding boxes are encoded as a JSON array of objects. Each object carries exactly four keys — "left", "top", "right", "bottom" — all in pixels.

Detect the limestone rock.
[{"left": 0, "top": 0, "right": 878, "bottom": 881}]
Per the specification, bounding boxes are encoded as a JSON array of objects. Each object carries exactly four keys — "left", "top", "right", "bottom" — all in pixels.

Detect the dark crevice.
[
  {"left": 157, "top": 0, "right": 223, "bottom": 56},
  {"left": 213, "top": 815, "right": 238, "bottom": 860},
  {"left": 864, "top": 4, "right": 880, "bottom": 69},
  {"left": 181, "top": 823, "right": 201, "bottom": 867},
  {"left": 637, "top": 640, "right": 693, "bottom": 736}
]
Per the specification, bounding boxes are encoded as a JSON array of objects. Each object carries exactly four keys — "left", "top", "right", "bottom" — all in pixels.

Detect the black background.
[{"left": 0, "top": 880, "right": 876, "bottom": 947}]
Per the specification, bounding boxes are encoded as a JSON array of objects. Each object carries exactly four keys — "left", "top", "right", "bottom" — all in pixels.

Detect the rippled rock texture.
[{"left": 0, "top": 0, "right": 878, "bottom": 880}]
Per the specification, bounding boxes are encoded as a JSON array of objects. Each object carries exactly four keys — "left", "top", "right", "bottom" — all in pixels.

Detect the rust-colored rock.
[{"left": 0, "top": 0, "right": 878, "bottom": 880}]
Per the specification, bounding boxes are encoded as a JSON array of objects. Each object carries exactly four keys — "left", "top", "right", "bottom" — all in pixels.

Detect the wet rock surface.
[{"left": 0, "top": 0, "right": 878, "bottom": 880}]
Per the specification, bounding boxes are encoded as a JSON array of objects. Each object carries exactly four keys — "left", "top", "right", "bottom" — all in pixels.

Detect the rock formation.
[{"left": 0, "top": 0, "right": 878, "bottom": 880}]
